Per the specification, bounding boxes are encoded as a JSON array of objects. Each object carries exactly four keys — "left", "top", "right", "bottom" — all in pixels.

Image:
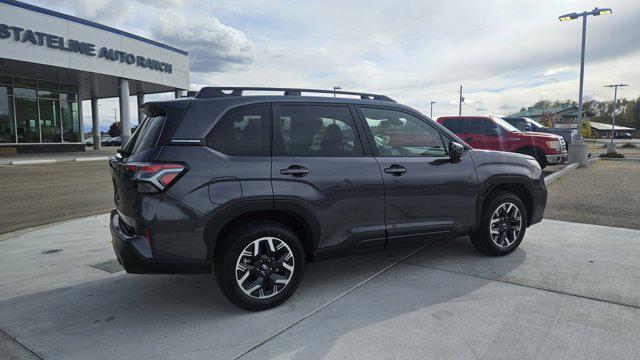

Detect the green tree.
[{"left": 108, "top": 122, "right": 121, "bottom": 137}]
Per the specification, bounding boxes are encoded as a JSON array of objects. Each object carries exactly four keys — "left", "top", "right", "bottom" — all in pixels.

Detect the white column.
[
  {"left": 119, "top": 78, "right": 131, "bottom": 147},
  {"left": 78, "top": 97, "right": 85, "bottom": 142},
  {"left": 137, "top": 93, "right": 145, "bottom": 125},
  {"left": 91, "top": 98, "right": 101, "bottom": 150}
]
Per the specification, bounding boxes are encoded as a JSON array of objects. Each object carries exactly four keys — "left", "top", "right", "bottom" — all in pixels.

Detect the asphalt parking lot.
[
  {"left": 0, "top": 161, "right": 113, "bottom": 235},
  {"left": 1, "top": 214, "right": 639, "bottom": 360}
]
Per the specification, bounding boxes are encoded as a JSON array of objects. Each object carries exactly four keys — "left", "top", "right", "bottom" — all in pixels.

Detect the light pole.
[
  {"left": 458, "top": 85, "right": 463, "bottom": 116},
  {"left": 333, "top": 86, "right": 341, "bottom": 98},
  {"left": 430, "top": 101, "right": 436, "bottom": 118},
  {"left": 559, "top": 7, "right": 612, "bottom": 166},
  {"left": 604, "top": 83, "right": 628, "bottom": 153}
]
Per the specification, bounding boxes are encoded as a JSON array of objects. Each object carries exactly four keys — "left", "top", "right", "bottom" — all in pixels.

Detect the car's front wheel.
[
  {"left": 215, "top": 220, "right": 305, "bottom": 311},
  {"left": 470, "top": 192, "right": 527, "bottom": 256}
]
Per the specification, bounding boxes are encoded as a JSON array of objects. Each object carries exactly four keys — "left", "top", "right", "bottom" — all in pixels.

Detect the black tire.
[
  {"left": 469, "top": 191, "right": 527, "bottom": 256},
  {"left": 215, "top": 220, "right": 305, "bottom": 311},
  {"left": 518, "top": 148, "right": 547, "bottom": 169}
]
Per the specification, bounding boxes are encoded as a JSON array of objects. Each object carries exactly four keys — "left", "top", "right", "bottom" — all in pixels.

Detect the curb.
[
  {"left": 73, "top": 156, "right": 110, "bottom": 162},
  {"left": 545, "top": 163, "right": 579, "bottom": 185},
  {"left": 545, "top": 158, "right": 600, "bottom": 185},
  {"left": 9, "top": 159, "right": 56, "bottom": 165},
  {"left": 600, "top": 157, "right": 640, "bottom": 162}
]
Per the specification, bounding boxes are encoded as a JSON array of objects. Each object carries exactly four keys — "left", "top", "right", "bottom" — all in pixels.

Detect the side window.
[
  {"left": 361, "top": 107, "right": 447, "bottom": 157},
  {"left": 207, "top": 105, "right": 270, "bottom": 156},
  {"left": 442, "top": 118, "right": 463, "bottom": 133},
  {"left": 275, "top": 105, "right": 363, "bottom": 157},
  {"left": 481, "top": 119, "right": 499, "bottom": 134},
  {"left": 465, "top": 118, "right": 483, "bottom": 134}
]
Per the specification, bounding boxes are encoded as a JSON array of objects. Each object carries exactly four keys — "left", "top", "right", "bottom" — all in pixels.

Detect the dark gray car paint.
[{"left": 110, "top": 95, "right": 547, "bottom": 270}]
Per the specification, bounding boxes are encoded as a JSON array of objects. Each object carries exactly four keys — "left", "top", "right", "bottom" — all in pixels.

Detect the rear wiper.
[{"left": 117, "top": 149, "right": 132, "bottom": 157}]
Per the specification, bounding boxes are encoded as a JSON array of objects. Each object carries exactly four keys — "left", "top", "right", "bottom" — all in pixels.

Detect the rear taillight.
[{"left": 123, "top": 162, "right": 187, "bottom": 193}]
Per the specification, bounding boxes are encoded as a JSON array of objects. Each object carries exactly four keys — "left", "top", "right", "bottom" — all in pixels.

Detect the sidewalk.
[
  {"left": 1, "top": 215, "right": 639, "bottom": 359},
  {"left": 0, "top": 148, "right": 117, "bottom": 165}
]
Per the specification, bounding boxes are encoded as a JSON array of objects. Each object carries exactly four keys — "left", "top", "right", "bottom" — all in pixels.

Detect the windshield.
[
  {"left": 527, "top": 118, "right": 547, "bottom": 129},
  {"left": 493, "top": 117, "right": 521, "bottom": 132}
]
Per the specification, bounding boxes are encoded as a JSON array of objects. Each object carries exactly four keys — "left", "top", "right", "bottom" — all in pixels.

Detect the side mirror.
[
  {"left": 448, "top": 141, "right": 464, "bottom": 161},
  {"left": 524, "top": 123, "right": 532, "bottom": 131}
]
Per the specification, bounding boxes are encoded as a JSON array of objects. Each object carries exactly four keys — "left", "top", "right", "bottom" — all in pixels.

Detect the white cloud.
[
  {"left": 544, "top": 67, "right": 571, "bottom": 76},
  {"left": 151, "top": 13, "right": 256, "bottom": 72},
  {"left": 34, "top": 0, "right": 640, "bottom": 121}
]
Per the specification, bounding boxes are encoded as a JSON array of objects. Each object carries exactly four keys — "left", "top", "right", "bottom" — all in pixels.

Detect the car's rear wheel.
[
  {"left": 470, "top": 192, "right": 527, "bottom": 256},
  {"left": 215, "top": 220, "right": 305, "bottom": 311}
]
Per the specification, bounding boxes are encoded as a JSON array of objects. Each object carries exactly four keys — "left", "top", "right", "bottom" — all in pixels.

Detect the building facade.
[
  {"left": 510, "top": 105, "right": 579, "bottom": 129},
  {"left": 0, "top": 0, "right": 189, "bottom": 153}
]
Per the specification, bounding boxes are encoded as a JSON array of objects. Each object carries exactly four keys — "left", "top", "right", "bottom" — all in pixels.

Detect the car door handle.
[
  {"left": 280, "top": 165, "right": 309, "bottom": 177},
  {"left": 384, "top": 164, "right": 406, "bottom": 176},
  {"left": 465, "top": 136, "right": 473, "bottom": 142}
]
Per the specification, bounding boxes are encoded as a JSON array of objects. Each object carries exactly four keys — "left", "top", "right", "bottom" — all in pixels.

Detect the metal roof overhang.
[{"left": 0, "top": 58, "right": 179, "bottom": 100}]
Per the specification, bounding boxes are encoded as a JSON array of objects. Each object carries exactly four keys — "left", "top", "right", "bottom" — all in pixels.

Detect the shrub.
[
  {"left": 599, "top": 152, "right": 625, "bottom": 158},
  {"left": 621, "top": 142, "right": 637, "bottom": 148}
]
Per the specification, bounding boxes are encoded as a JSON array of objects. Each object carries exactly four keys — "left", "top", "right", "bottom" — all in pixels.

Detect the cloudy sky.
[{"left": 29, "top": 0, "right": 640, "bottom": 127}]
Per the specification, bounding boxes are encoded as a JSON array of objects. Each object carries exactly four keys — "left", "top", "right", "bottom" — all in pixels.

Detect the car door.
[
  {"left": 462, "top": 117, "right": 486, "bottom": 149},
  {"left": 358, "top": 107, "right": 478, "bottom": 244},
  {"left": 271, "top": 103, "right": 387, "bottom": 253}
]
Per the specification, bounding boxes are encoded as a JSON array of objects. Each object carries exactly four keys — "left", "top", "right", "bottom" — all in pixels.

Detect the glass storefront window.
[
  {"left": 1, "top": 75, "right": 80, "bottom": 144},
  {"left": 0, "top": 86, "right": 15, "bottom": 143},
  {"left": 38, "top": 81, "right": 59, "bottom": 99},
  {"left": 62, "top": 100, "right": 80, "bottom": 142},
  {"left": 15, "top": 96, "right": 39, "bottom": 143},
  {"left": 40, "top": 99, "right": 61, "bottom": 143}
]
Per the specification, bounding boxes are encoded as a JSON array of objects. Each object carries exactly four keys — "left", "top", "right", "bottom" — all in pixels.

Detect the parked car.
[
  {"left": 615, "top": 132, "right": 633, "bottom": 139},
  {"left": 84, "top": 137, "right": 94, "bottom": 146},
  {"left": 502, "top": 116, "right": 577, "bottom": 145},
  {"left": 109, "top": 87, "right": 547, "bottom": 311},
  {"left": 101, "top": 136, "right": 113, "bottom": 146},
  {"left": 437, "top": 116, "right": 566, "bottom": 169},
  {"left": 110, "top": 136, "right": 122, "bottom": 146}
]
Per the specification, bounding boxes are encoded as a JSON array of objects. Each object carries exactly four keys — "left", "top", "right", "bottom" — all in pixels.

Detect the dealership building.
[{"left": 0, "top": 0, "right": 189, "bottom": 153}]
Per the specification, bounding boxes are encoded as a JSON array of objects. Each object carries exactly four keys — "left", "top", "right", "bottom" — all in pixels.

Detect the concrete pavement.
[{"left": 1, "top": 215, "right": 639, "bottom": 359}]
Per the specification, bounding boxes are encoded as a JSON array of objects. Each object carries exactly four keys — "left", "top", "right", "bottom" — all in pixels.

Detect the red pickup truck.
[{"left": 437, "top": 116, "right": 567, "bottom": 168}]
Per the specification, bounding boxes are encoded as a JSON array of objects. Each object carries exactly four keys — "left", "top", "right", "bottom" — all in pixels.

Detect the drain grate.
[{"left": 90, "top": 259, "right": 124, "bottom": 273}]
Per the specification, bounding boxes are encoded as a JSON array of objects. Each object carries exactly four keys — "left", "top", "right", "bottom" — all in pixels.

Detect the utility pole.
[
  {"left": 430, "top": 101, "right": 436, "bottom": 118},
  {"left": 458, "top": 85, "right": 463, "bottom": 116},
  {"left": 604, "top": 83, "right": 628, "bottom": 153},
  {"left": 333, "top": 86, "right": 341, "bottom": 98}
]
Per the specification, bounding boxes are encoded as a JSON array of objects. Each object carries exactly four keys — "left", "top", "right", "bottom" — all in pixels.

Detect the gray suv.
[{"left": 110, "top": 87, "right": 547, "bottom": 311}]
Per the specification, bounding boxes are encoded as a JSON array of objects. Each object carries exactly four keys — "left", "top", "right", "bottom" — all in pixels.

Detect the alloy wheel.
[
  {"left": 235, "top": 237, "right": 295, "bottom": 299},
  {"left": 489, "top": 202, "right": 522, "bottom": 248}
]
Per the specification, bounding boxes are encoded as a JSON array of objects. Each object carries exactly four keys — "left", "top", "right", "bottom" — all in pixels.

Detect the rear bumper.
[{"left": 110, "top": 210, "right": 211, "bottom": 274}]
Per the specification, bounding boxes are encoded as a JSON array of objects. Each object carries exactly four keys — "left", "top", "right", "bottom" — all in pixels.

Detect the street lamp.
[
  {"left": 559, "top": 7, "right": 612, "bottom": 166},
  {"left": 429, "top": 101, "right": 436, "bottom": 118},
  {"left": 333, "top": 86, "right": 341, "bottom": 98},
  {"left": 604, "top": 83, "right": 628, "bottom": 153}
]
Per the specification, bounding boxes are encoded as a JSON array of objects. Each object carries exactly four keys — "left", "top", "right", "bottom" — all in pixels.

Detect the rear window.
[{"left": 126, "top": 116, "right": 165, "bottom": 155}]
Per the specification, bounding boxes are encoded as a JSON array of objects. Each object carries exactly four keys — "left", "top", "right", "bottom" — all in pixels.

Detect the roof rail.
[{"left": 193, "top": 87, "right": 395, "bottom": 102}]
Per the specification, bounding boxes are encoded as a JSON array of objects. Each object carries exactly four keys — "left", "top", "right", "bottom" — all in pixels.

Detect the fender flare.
[
  {"left": 202, "top": 198, "right": 321, "bottom": 260},
  {"left": 472, "top": 174, "right": 537, "bottom": 232}
]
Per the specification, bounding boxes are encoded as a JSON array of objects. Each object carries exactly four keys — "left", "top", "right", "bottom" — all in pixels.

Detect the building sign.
[{"left": 0, "top": 23, "right": 173, "bottom": 73}]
